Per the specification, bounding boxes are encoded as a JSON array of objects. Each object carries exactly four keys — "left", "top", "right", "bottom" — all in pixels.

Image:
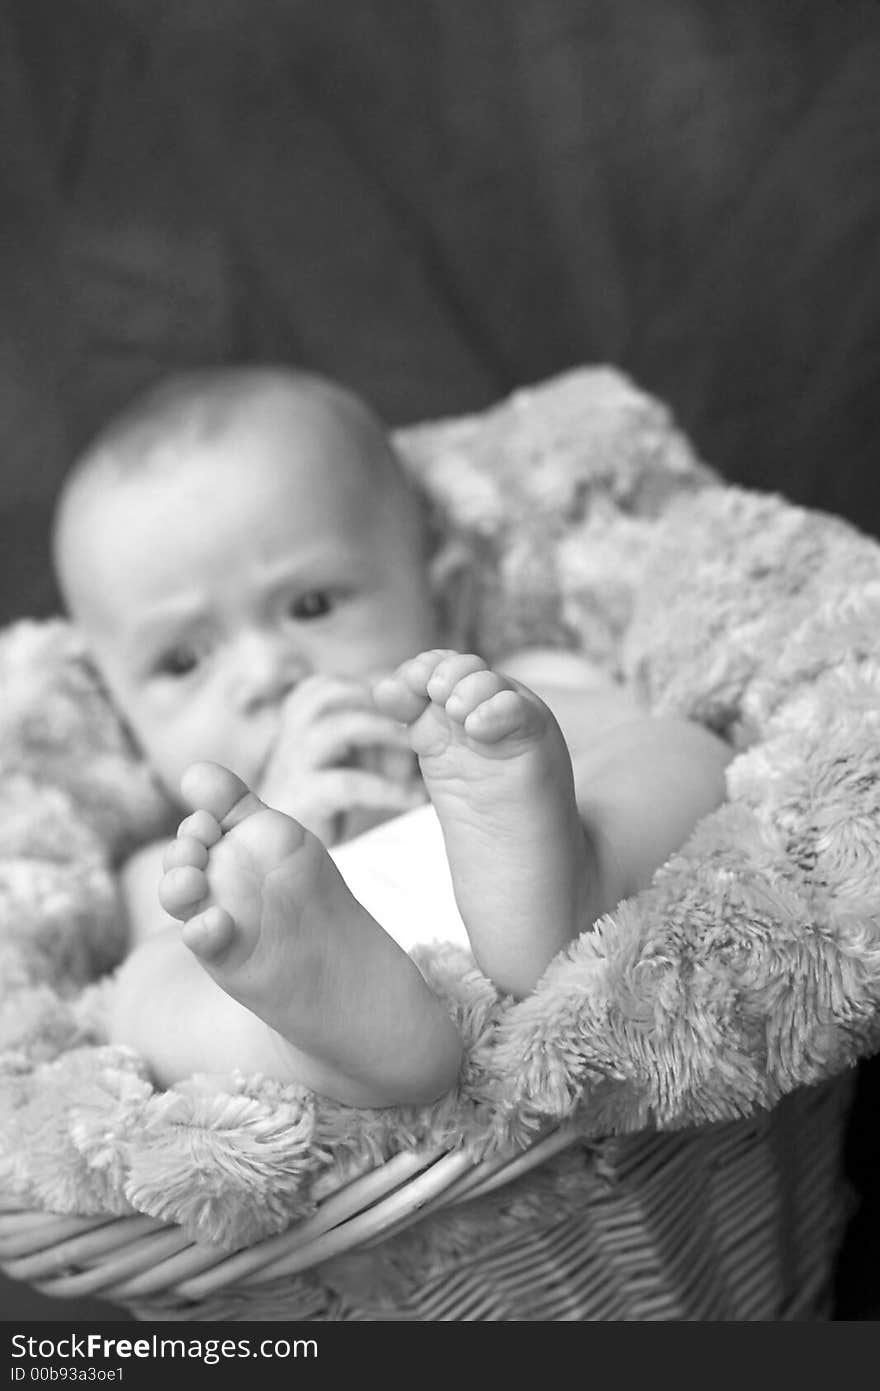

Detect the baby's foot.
[
  {"left": 159, "top": 761, "right": 462, "bottom": 1105},
  {"left": 373, "top": 651, "right": 594, "bottom": 995}
]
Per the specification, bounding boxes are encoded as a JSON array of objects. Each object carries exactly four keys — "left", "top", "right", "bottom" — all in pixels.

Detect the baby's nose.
[{"left": 234, "top": 633, "right": 306, "bottom": 710}]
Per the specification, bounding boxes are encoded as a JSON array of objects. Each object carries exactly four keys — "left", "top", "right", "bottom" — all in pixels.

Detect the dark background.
[{"left": 1, "top": 0, "right": 878, "bottom": 1321}]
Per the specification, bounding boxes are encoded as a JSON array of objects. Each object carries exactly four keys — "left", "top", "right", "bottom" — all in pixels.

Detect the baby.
[{"left": 51, "top": 367, "right": 731, "bottom": 1109}]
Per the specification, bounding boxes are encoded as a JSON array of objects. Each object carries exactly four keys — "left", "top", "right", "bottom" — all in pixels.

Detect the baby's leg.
[
  {"left": 140, "top": 761, "right": 462, "bottom": 1106},
  {"left": 567, "top": 714, "right": 732, "bottom": 900},
  {"left": 374, "top": 651, "right": 600, "bottom": 997}
]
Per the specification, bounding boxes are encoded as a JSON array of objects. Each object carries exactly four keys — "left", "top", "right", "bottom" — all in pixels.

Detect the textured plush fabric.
[{"left": 0, "top": 369, "right": 877, "bottom": 1275}]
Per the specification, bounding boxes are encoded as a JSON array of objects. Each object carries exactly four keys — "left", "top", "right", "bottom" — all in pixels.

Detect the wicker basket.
[{"left": 0, "top": 1077, "right": 853, "bottom": 1320}]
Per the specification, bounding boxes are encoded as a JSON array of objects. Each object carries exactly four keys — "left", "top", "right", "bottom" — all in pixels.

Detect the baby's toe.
[
  {"left": 426, "top": 653, "right": 487, "bottom": 705},
  {"left": 372, "top": 671, "right": 429, "bottom": 724},
  {"left": 401, "top": 649, "right": 459, "bottom": 693},
  {"left": 372, "top": 649, "right": 456, "bottom": 720},
  {"left": 463, "top": 687, "right": 540, "bottom": 744},
  {"left": 181, "top": 905, "right": 236, "bottom": 962},
  {"left": 177, "top": 809, "right": 223, "bottom": 848},
  {"left": 159, "top": 863, "right": 208, "bottom": 918},
  {"left": 444, "top": 667, "right": 507, "bottom": 723},
  {"left": 162, "top": 835, "right": 210, "bottom": 873},
  {"left": 180, "top": 761, "right": 264, "bottom": 830}
]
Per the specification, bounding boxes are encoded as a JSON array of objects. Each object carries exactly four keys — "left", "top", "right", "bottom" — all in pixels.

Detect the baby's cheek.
[{"left": 352, "top": 601, "right": 437, "bottom": 671}]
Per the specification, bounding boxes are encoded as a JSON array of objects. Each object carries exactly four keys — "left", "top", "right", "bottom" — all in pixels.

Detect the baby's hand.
[{"left": 258, "top": 674, "right": 422, "bottom": 845}]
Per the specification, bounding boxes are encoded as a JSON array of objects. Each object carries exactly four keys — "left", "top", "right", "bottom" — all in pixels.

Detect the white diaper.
[{"left": 328, "top": 804, "right": 471, "bottom": 955}]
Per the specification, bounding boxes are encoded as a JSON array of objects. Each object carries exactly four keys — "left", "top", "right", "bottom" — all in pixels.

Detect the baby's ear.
[{"left": 428, "top": 536, "right": 481, "bottom": 650}]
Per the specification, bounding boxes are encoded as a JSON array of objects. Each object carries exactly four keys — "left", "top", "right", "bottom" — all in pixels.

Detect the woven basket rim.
[{"left": 0, "top": 1123, "right": 582, "bottom": 1304}]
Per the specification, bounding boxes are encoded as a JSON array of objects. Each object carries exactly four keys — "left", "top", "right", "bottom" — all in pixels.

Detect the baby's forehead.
[
  {"left": 56, "top": 376, "right": 412, "bottom": 566},
  {"left": 86, "top": 386, "right": 374, "bottom": 487},
  {"left": 157, "top": 380, "right": 386, "bottom": 473}
]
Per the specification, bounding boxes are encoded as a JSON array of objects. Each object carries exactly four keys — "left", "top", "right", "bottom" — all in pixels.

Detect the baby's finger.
[
  {"left": 282, "top": 674, "right": 374, "bottom": 724},
  {"left": 315, "top": 768, "right": 425, "bottom": 816},
  {"left": 306, "top": 711, "right": 413, "bottom": 766}
]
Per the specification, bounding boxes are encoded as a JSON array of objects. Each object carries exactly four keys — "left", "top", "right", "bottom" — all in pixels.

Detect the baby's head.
[{"left": 52, "top": 366, "right": 439, "bottom": 803}]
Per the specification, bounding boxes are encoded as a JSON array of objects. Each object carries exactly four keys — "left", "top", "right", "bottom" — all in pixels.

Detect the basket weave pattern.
[{"left": 0, "top": 1080, "right": 851, "bottom": 1320}]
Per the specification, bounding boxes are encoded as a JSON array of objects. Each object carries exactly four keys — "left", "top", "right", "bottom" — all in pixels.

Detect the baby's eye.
[
  {"left": 153, "top": 644, "right": 201, "bottom": 678},
  {"left": 289, "top": 590, "right": 334, "bottom": 621}
]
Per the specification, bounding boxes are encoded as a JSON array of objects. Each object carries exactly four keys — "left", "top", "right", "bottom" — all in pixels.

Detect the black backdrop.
[{"left": 1, "top": 0, "right": 879, "bottom": 1321}]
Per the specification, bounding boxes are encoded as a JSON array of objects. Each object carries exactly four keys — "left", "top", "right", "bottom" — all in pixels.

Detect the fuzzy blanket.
[{"left": 1, "top": 366, "right": 879, "bottom": 1270}]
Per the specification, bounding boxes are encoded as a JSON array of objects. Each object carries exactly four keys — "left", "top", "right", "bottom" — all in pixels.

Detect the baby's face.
[{"left": 64, "top": 397, "right": 438, "bottom": 802}]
